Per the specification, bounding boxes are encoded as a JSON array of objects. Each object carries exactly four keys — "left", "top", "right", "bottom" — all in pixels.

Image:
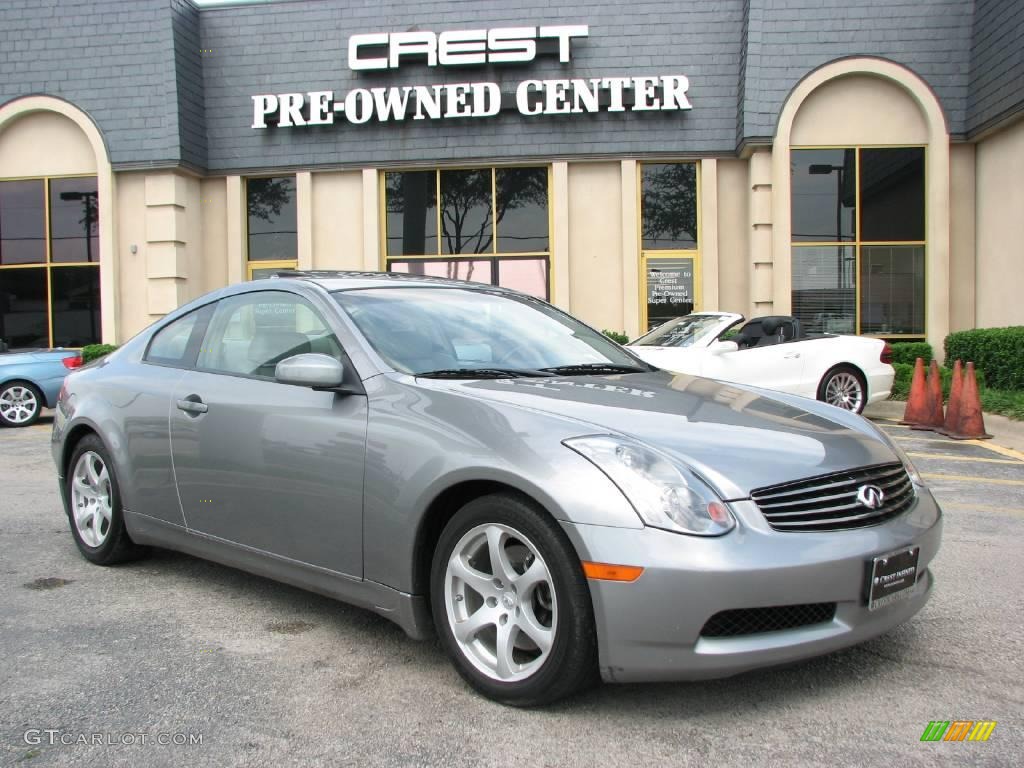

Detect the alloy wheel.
[
  {"left": 444, "top": 523, "right": 557, "bottom": 683},
  {"left": 0, "top": 385, "right": 39, "bottom": 425},
  {"left": 71, "top": 451, "right": 113, "bottom": 548},
  {"left": 825, "top": 371, "right": 864, "bottom": 412}
]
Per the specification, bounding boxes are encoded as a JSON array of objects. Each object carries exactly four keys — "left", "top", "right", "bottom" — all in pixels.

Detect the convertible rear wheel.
[
  {"left": 0, "top": 381, "right": 42, "bottom": 427},
  {"left": 431, "top": 493, "right": 597, "bottom": 706},
  {"left": 818, "top": 365, "right": 867, "bottom": 414}
]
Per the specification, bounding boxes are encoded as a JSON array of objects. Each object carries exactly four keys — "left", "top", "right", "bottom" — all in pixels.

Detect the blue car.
[{"left": 0, "top": 344, "right": 82, "bottom": 427}]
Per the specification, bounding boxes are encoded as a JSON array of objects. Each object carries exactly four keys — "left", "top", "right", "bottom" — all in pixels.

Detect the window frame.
[
  {"left": 245, "top": 175, "right": 298, "bottom": 280},
  {"left": 637, "top": 161, "right": 702, "bottom": 332},
  {"left": 379, "top": 165, "right": 553, "bottom": 300},
  {"left": 142, "top": 302, "right": 215, "bottom": 370},
  {"left": 193, "top": 289, "right": 349, "bottom": 384},
  {"left": 790, "top": 144, "right": 927, "bottom": 339},
  {"left": 0, "top": 172, "right": 101, "bottom": 348}
]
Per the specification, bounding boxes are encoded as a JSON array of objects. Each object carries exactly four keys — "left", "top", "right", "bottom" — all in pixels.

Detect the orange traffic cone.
[
  {"left": 900, "top": 358, "right": 931, "bottom": 427},
  {"left": 939, "top": 360, "right": 964, "bottom": 437},
  {"left": 942, "top": 361, "right": 992, "bottom": 440},
  {"left": 912, "top": 359, "right": 945, "bottom": 431}
]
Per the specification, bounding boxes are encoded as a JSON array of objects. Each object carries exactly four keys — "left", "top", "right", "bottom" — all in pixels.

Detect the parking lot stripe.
[
  {"left": 907, "top": 452, "right": 1023, "bottom": 465},
  {"left": 891, "top": 435, "right": 965, "bottom": 445},
  {"left": 923, "top": 472, "right": 1024, "bottom": 486},
  {"left": 966, "top": 440, "right": 1024, "bottom": 463},
  {"left": 940, "top": 502, "right": 1024, "bottom": 518}
]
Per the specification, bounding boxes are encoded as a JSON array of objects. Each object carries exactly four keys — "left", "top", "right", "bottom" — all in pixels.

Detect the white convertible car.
[{"left": 627, "top": 312, "right": 894, "bottom": 414}]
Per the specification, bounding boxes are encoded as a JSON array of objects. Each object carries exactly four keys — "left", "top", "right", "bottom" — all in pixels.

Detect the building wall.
[
  {"left": 567, "top": 162, "right": 625, "bottom": 333},
  {"left": 739, "top": 0, "right": 973, "bottom": 142},
  {"left": 200, "top": 177, "right": 228, "bottom": 295},
  {"left": 948, "top": 143, "right": 976, "bottom": 332},
  {"left": 115, "top": 173, "right": 150, "bottom": 338},
  {"left": 0, "top": 0, "right": 195, "bottom": 167},
  {"left": 715, "top": 158, "right": 749, "bottom": 315},
  {"left": 311, "top": 171, "right": 365, "bottom": 271},
  {"left": 969, "top": 0, "right": 1024, "bottom": 135},
  {"left": 0, "top": 111, "right": 96, "bottom": 176},
  {"left": 199, "top": 0, "right": 745, "bottom": 172},
  {"left": 975, "top": 119, "right": 1024, "bottom": 328}
]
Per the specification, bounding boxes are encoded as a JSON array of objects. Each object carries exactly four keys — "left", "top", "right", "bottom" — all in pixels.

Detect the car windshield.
[
  {"left": 333, "top": 287, "right": 651, "bottom": 377},
  {"left": 631, "top": 314, "right": 732, "bottom": 348}
]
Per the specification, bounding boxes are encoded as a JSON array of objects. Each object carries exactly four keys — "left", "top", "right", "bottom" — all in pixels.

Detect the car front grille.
[
  {"left": 751, "top": 462, "right": 915, "bottom": 532},
  {"left": 700, "top": 603, "right": 837, "bottom": 638}
]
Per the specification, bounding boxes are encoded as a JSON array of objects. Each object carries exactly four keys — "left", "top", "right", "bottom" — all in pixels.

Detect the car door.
[
  {"left": 128, "top": 304, "right": 214, "bottom": 527},
  {"left": 169, "top": 289, "right": 367, "bottom": 578},
  {"left": 701, "top": 341, "right": 806, "bottom": 394}
]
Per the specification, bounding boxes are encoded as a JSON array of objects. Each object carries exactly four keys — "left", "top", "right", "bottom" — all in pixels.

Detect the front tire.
[
  {"left": 65, "top": 434, "right": 147, "bottom": 565},
  {"left": 430, "top": 493, "right": 598, "bottom": 706},
  {"left": 0, "top": 381, "right": 43, "bottom": 427},
  {"left": 818, "top": 365, "right": 867, "bottom": 414}
]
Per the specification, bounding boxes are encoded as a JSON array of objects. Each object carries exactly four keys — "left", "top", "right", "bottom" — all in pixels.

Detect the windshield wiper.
[
  {"left": 415, "top": 368, "right": 554, "bottom": 379},
  {"left": 539, "top": 363, "right": 650, "bottom": 375}
]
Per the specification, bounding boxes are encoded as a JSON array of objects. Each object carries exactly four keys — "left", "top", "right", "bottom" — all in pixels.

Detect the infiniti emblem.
[{"left": 857, "top": 484, "right": 885, "bottom": 510}]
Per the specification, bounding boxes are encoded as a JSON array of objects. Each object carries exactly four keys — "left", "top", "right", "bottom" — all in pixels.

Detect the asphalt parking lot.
[{"left": 1, "top": 414, "right": 1021, "bottom": 768}]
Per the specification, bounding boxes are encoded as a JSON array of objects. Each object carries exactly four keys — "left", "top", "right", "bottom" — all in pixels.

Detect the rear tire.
[
  {"left": 65, "top": 434, "right": 147, "bottom": 565},
  {"left": 0, "top": 380, "right": 43, "bottom": 427},
  {"left": 817, "top": 365, "right": 867, "bottom": 414},
  {"left": 430, "top": 492, "right": 598, "bottom": 706}
]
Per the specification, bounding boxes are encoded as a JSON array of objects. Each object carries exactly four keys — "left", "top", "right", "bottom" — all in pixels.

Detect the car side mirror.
[
  {"left": 709, "top": 340, "right": 738, "bottom": 355},
  {"left": 275, "top": 353, "right": 345, "bottom": 389}
]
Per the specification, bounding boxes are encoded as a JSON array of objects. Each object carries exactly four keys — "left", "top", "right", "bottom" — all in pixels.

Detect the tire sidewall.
[
  {"left": 818, "top": 366, "right": 867, "bottom": 414},
  {"left": 0, "top": 381, "right": 42, "bottom": 427},
  {"left": 430, "top": 493, "right": 596, "bottom": 706},
  {"left": 65, "top": 435, "right": 129, "bottom": 564}
]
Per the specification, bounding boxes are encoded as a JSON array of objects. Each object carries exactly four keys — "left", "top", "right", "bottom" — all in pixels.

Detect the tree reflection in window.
[
  {"left": 247, "top": 177, "right": 297, "bottom": 262},
  {"left": 386, "top": 168, "right": 549, "bottom": 259},
  {"left": 641, "top": 163, "right": 698, "bottom": 250}
]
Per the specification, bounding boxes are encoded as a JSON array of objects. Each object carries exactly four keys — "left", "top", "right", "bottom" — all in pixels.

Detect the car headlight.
[{"left": 563, "top": 435, "right": 735, "bottom": 536}]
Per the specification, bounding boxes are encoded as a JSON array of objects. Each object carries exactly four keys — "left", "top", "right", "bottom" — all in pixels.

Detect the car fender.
[{"left": 360, "top": 375, "right": 643, "bottom": 593}]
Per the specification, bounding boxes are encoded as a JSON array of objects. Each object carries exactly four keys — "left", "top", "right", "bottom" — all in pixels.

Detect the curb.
[{"left": 866, "top": 400, "right": 1024, "bottom": 454}]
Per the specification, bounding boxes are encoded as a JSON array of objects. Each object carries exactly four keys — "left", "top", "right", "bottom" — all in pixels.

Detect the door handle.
[
  {"left": 176, "top": 396, "right": 208, "bottom": 415},
  {"left": 783, "top": 352, "right": 801, "bottom": 359}
]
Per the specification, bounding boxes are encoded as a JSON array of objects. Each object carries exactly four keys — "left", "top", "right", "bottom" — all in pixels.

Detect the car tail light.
[
  {"left": 62, "top": 355, "right": 83, "bottom": 370},
  {"left": 880, "top": 343, "right": 893, "bottom": 365},
  {"left": 58, "top": 380, "right": 68, "bottom": 403}
]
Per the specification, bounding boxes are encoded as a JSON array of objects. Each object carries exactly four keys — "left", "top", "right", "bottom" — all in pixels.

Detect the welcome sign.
[{"left": 251, "top": 25, "right": 693, "bottom": 128}]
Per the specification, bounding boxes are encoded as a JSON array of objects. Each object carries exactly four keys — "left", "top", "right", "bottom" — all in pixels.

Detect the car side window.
[
  {"left": 197, "top": 291, "right": 343, "bottom": 379},
  {"left": 145, "top": 309, "right": 206, "bottom": 367}
]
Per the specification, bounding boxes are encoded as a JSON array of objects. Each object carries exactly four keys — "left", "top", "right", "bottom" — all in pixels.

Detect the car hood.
[{"left": 422, "top": 370, "right": 896, "bottom": 499}]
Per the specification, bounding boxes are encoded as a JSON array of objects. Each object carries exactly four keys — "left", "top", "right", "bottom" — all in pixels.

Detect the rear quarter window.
[{"left": 144, "top": 309, "right": 207, "bottom": 367}]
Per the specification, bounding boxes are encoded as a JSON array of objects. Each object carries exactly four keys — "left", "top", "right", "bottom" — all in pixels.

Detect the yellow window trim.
[{"left": 246, "top": 260, "right": 298, "bottom": 280}]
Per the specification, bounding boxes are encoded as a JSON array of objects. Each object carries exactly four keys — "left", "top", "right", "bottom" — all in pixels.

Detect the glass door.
[{"left": 644, "top": 255, "right": 699, "bottom": 331}]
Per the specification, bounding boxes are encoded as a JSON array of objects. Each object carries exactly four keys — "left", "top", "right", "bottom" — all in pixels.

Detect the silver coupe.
[{"left": 52, "top": 272, "right": 941, "bottom": 706}]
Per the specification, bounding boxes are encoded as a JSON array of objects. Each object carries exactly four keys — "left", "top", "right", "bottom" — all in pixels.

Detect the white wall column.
[
  {"left": 699, "top": 158, "right": 719, "bottom": 311},
  {"left": 620, "top": 160, "right": 640, "bottom": 339}
]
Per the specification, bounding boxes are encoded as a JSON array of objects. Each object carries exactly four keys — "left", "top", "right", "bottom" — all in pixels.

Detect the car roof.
[{"left": 266, "top": 270, "right": 516, "bottom": 294}]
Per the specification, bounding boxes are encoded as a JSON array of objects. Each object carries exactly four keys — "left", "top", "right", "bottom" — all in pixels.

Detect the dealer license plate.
[{"left": 867, "top": 546, "right": 920, "bottom": 611}]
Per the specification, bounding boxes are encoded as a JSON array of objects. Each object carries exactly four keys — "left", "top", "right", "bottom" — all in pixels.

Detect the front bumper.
[{"left": 561, "top": 487, "right": 941, "bottom": 683}]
